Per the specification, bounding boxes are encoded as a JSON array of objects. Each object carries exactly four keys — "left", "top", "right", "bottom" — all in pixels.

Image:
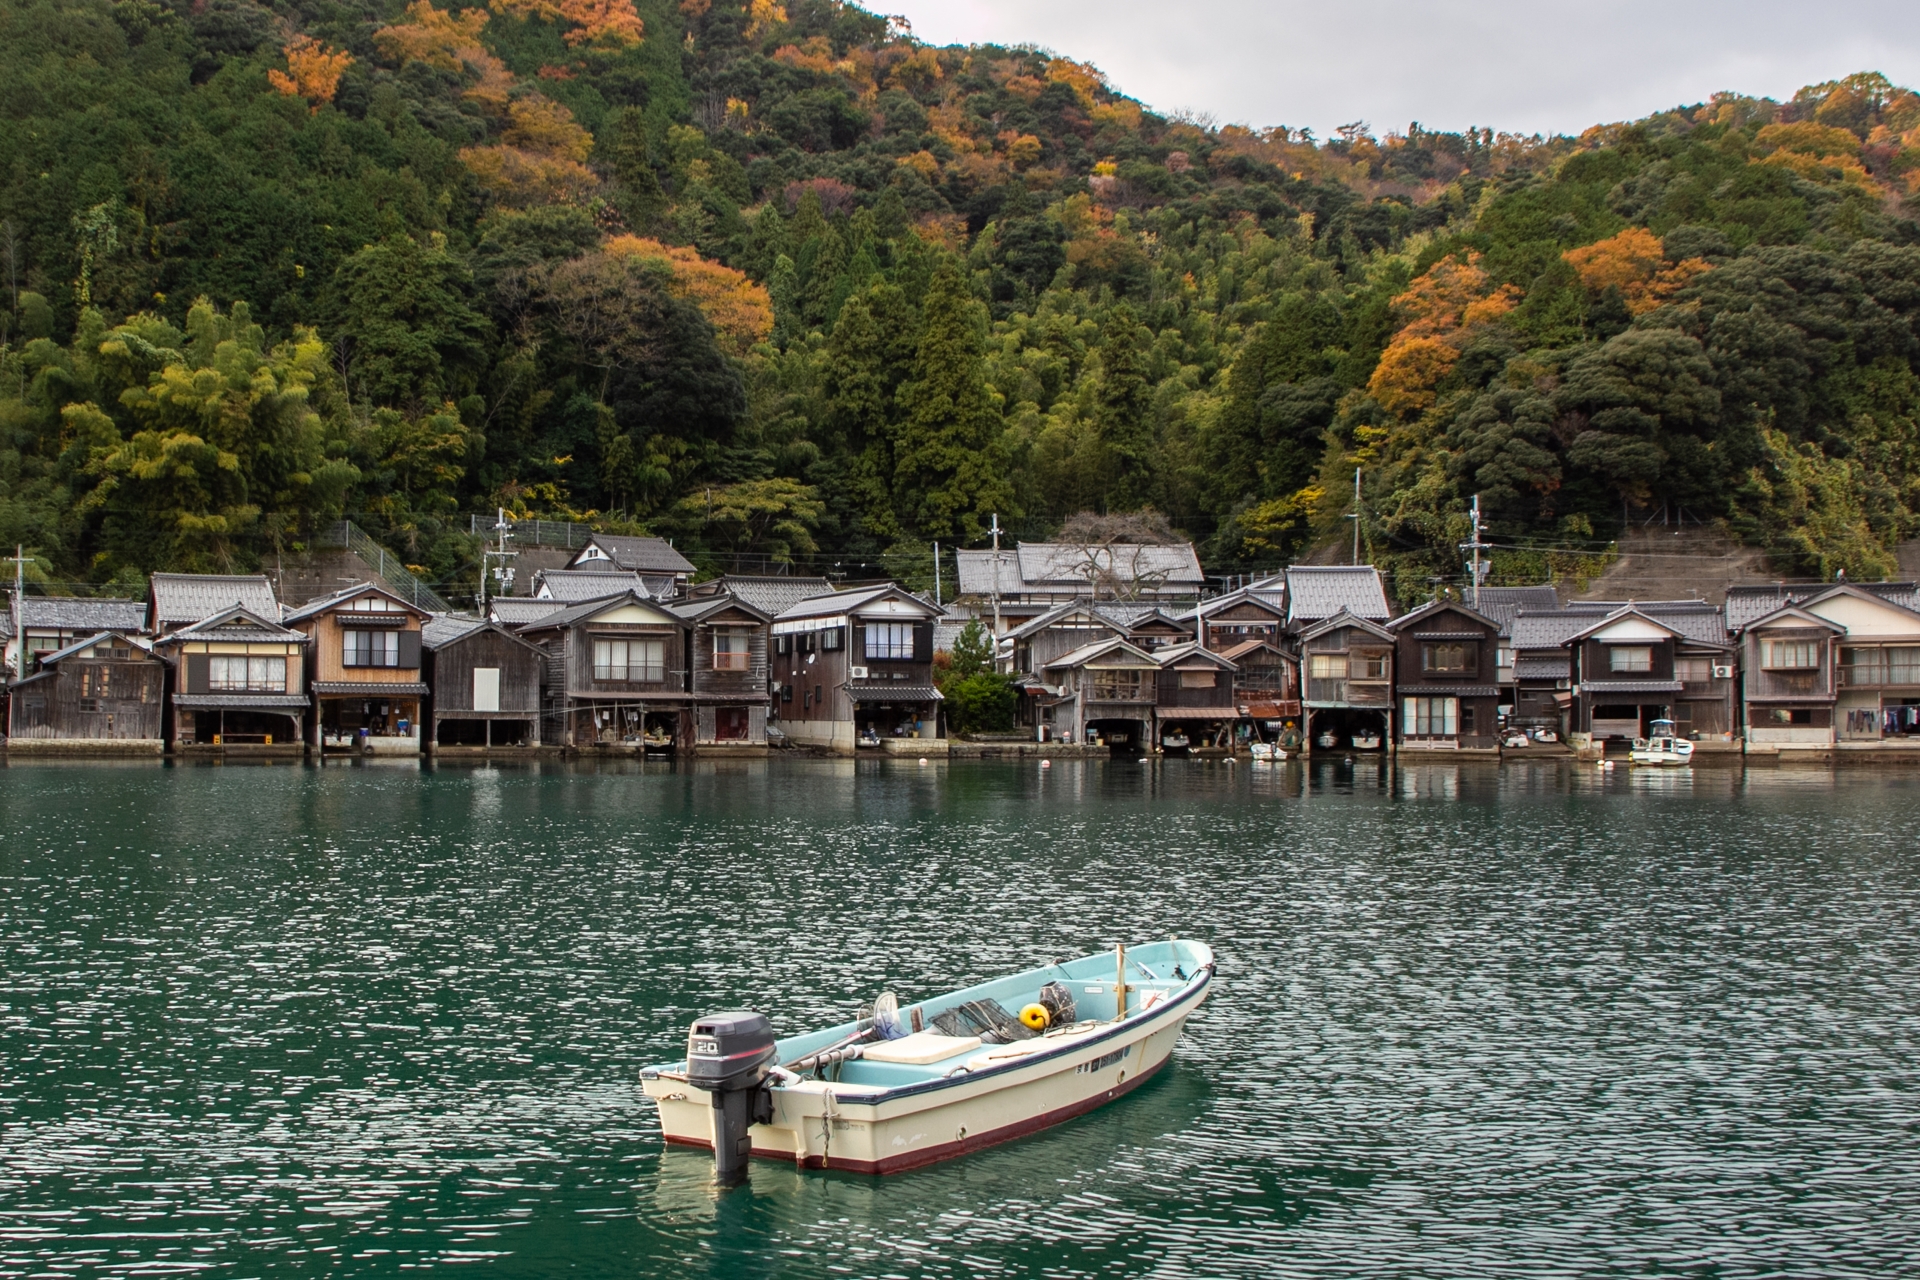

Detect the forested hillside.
[{"left": 2, "top": 0, "right": 1919, "bottom": 598}]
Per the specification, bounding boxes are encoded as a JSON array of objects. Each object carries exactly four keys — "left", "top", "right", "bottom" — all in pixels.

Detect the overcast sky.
[{"left": 887, "top": 0, "right": 1920, "bottom": 138}]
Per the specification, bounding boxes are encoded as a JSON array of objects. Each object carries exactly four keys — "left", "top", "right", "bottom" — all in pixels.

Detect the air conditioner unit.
[
  {"left": 850, "top": 666, "right": 869, "bottom": 679},
  {"left": 1712, "top": 664, "right": 1734, "bottom": 679}
]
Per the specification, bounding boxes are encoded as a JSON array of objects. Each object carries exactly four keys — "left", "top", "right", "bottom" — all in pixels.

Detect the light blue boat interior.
[{"left": 651, "top": 939, "right": 1213, "bottom": 1093}]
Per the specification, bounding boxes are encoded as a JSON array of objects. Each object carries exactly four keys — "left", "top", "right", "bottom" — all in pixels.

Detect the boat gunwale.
[{"left": 643, "top": 943, "right": 1214, "bottom": 1107}]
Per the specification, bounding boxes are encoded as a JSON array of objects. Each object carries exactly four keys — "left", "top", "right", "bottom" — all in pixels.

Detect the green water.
[{"left": 0, "top": 757, "right": 1916, "bottom": 1277}]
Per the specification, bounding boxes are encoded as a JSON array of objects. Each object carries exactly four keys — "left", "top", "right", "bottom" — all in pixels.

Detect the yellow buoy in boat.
[{"left": 1019, "top": 1003, "right": 1050, "bottom": 1031}]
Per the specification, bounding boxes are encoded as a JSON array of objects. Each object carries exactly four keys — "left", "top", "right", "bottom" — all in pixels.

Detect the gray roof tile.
[
  {"left": 687, "top": 575, "right": 835, "bottom": 615},
  {"left": 16, "top": 597, "right": 148, "bottom": 633},
  {"left": 149, "top": 573, "right": 277, "bottom": 625},
  {"left": 532, "top": 569, "right": 650, "bottom": 602},
  {"left": 1284, "top": 567, "right": 1391, "bottom": 622},
  {"left": 576, "top": 534, "right": 696, "bottom": 575},
  {"left": 1471, "top": 586, "right": 1560, "bottom": 636}
]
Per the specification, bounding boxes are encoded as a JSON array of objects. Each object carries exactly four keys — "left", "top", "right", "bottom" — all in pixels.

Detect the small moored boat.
[
  {"left": 1630, "top": 720, "right": 1695, "bottom": 766},
  {"left": 642, "top": 940, "right": 1213, "bottom": 1181}
]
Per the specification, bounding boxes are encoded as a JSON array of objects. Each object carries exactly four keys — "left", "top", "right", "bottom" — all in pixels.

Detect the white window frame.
[
  {"left": 1401, "top": 696, "right": 1459, "bottom": 737},
  {"left": 1764, "top": 640, "right": 1819, "bottom": 670},
  {"left": 712, "top": 629, "right": 752, "bottom": 671},
  {"left": 866, "top": 622, "right": 914, "bottom": 661},
  {"left": 593, "top": 637, "right": 664, "bottom": 683},
  {"left": 210, "top": 654, "right": 287, "bottom": 691},
  {"left": 343, "top": 630, "right": 399, "bottom": 668},
  {"left": 1609, "top": 645, "right": 1653, "bottom": 673}
]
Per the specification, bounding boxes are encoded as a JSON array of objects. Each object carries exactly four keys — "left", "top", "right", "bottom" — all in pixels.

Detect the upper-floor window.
[
  {"left": 211, "top": 655, "right": 287, "bottom": 691},
  {"left": 712, "top": 629, "right": 751, "bottom": 671},
  {"left": 344, "top": 630, "right": 399, "bottom": 667},
  {"left": 1763, "top": 640, "right": 1819, "bottom": 670},
  {"left": 594, "top": 638, "right": 664, "bottom": 682},
  {"left": 1675, "top": 657, "right": 1715, "bottom": 683},
  {"left": 346, "top": 594, "right": 396, "bottom": 611},
  {"left": 820, "top": 626, "right": 844, "bottom": 652},
  {"left": 1840, "top": 645, "right": 1920, "bottom": 684},
  {"left": 1308, "top": 654, "right": 1346, "bottom": 679},
  {"left": 1352, "top": 651, "right": 1389, "bottom": 680},
  {"left": 1497, "top": 645, "right": 1514, "bottom": 670},
  {"left": 866, "top": 622, "right": 914, "bottom": 660},
  {"left": 1090, "top": 668, "right": 1144, "bottom": 700},
  {"left": 1178, "top": 669, "right": 1216, "bottom": 688},
  {"left": 1608, "top": 645, "right": 1653, "bottom": 673},
  {"left": 1423, "top": 642, "right": 1473, "bottom": 673}
]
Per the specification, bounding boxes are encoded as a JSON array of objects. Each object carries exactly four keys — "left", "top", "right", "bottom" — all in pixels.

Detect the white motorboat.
[
  {"left": 1350, "top": 731, "right": 1382, "bottom": 750},
  {"left": 1249, "top": 742, "right": 1286, "bottom": 762},
  {"left": 1630, "top": 719, "right": 1695, "bottom": 765},
  {"left": 641, "top": 940, "right": 1214, "bottom": 1180}
]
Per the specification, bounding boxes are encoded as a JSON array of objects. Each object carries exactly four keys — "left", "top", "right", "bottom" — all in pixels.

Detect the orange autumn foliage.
[
  {"left": 374, "top": 1, "right": 514, "bottom": 107},
  {"left": 743, "top": 0, "right": 786, "bottom": 38},
  {"left": 461, "top": 96, "right": 596, "bottom": 205},
  {"left": 1562, "top": 227, "right": 1712, "bottom": 315},
  {"left": 267, "top": 35, "right": 354, "bottom": 110},
  {"left": 1366, "top": 253, "right": 1520, "bottom": 414},
  {"left": 604, "top": 236, "right": 773, "bottom": 356},
  {"left": 491, "top": 0, "right": 644, "bottom": 46},
  {"left": 1045, "top": 58, "right": 1104, "bottom": 109}
]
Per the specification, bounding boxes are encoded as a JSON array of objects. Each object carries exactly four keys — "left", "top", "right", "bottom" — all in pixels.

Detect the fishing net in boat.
[
  {"left": 1037, "top": 980, "right": 1077, "bottom": 1026},
  {"left": 930, "top": 999, "right": 1035, "bottom": 1044}
]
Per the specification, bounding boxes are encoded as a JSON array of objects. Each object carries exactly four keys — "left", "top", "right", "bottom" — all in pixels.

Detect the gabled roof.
[
  {"left": 149, "top": 573, "right": 277, "bottom": 626},
  {"left": 160, "top": 605, "right": 304, "bottom": 645},
  {"left": 773, "top": 583, "right": 939, "bottom": 623},
  {"left": 1725, "top": 580, "right": 1920, "bottom": 631},
  {"left": 1219, "top": 637, "right": 1295, "bottom": 664},
  {"left": 531, "top": 569, "right": 649, "bottom": 602},
  {"left": 515, "top": 590, "right": 679, "bottom": 632},
  {"left": 1742, "top": 603, "right": 1845, "bottom": 633},
  {"left": 14, "top": 596, "right": 148, "bottom": 633},
  {"left": 1794, "top": 582, "right": 1920, "bottom": 633},
  {"left": 1044, "top": 636, "right": 1158, "bottom": 669},
  {"left": 666, "top": 593, "right": 773, "bottom": 625},
  {"left": 1388, "top": 598, "right": 1499, "bottom": 633},
  {"left": 686, "top": 574, "right": 835, "bottom": 615},
  {"left": 1285, "top": 566, "right": 1391, "bottom": 623},
  {"left": 489, "top": 597, "right": 565, "bottom": 625},
  {"left": 283, "top": 581, "right": 429, "bottom": 624},
  {"left": 1180, "top": 588, "right": 1288, "bottom": 624},
  {"left": 35, "top": 630, "right": 156, "bottom": 666},
  {"left": 1298, "top": 608, "right": 1395, "bottom": 645},
  {"left": 1471, "top": 586, "right": 1560, "bottom": 636},
  {"left": 1005, "top": 599, "right": 1126, "bottom": 641},
  {"left": 1566, "top": 606, "right": 1692, "bottom": 645},
  {"left": 572, "top": 533, "right": 696, "bottom": 575},
  {"left": 422, "top": 615, "right": 548, "bottom": 654},
  {"left": 1153, "top": 641, "right": 1238, "bottom": 670}
]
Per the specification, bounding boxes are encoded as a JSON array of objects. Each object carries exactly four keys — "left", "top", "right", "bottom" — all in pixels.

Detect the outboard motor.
[{"left": 686, "top": 1011, "right": 777, "bottom": 1186}]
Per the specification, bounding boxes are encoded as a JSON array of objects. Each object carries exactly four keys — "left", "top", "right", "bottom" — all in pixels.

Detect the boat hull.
[{"left": 645, "top": 966, "right": 1209, "bottom": 1174}]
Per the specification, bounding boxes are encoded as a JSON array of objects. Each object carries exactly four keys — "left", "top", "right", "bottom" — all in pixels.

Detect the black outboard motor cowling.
[{"left": 687, "top": 1011, "right": 777, "bottom": 1185}]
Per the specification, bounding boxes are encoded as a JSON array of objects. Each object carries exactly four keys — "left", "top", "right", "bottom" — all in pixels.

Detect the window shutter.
[
  {"left": 748, "top": 706, "right": 767, "bottom": 741},
  {"left": 697, "top": 706, "right": 716, "bottom": 742},
  {"left": 855, "top": 625, "right": 869, "bottom": 661},
  {"left": 913, "top": 622, "right": 932, "bottom": 662},
  {"left": 398, "top": 630, "right": 421, "bottom": 668},
  {"left": 185, "top": 654, "right": 209, "bottom": 694}
]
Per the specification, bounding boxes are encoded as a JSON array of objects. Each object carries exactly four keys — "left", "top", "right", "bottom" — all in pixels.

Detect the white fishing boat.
[
  {"left": 1249, "top": 741, "right": 1286, "bottom": 762},
  {"left": 641, "top": 940, "right": 1214, "bottom": 1180},
  {"left": 1630, "top": 719, "right": 1695, "bottom": 766}
]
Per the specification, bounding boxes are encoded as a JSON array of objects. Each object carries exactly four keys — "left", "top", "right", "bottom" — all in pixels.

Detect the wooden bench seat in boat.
[{"left": 861, "top": 1031, "right": 981, "bottom": 1065}]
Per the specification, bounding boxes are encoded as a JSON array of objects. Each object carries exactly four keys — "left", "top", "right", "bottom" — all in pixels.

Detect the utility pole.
[
  {"left": 480, "top": 509, "right": 517, "bottom": 615},
  {"left": 988, "top": 513, "right": 1003, "bottom": 669},
  {"left": 932, "top": 542, "right": 942, "bottom": 608},
  {"left": 1349, "top": 467, "right": 1362, "bottom": 565},
  {"left": 6, "top": 545, "right": 28, "bottom": 681},
  {"left": 1459, "top": 493, "right": 1489, "bottom": 610}
]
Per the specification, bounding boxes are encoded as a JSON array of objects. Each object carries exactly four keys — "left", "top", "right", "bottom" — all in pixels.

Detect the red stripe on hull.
[{"left": 661, "top": 1053, "right": 1170, "bottom": 1175}]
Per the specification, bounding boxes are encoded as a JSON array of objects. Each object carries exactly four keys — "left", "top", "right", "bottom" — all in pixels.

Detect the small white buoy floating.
[
  {"left": 1040, "top": 759, "right": 1052, "bottom": 769},
  {"left": 918, "top": 757, "right": 928, "bottom": 766}
]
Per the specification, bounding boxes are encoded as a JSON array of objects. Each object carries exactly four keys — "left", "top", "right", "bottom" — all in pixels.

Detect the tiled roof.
[
  {"left": 515, "top": 591, "right": 668, "bottom": 631},
  {"left": 1044, "top": 637, "right": 1156, "bottom": 669},
  {"left": 283, "top": 582, "right": 420, "bottom": 623},
  {"left": 163, "top": 606, "right": 304, "bottom": 645},
  {"left": 1219, "top": 637, "right": 1291, "bottom": 663},
  {"left": 1284, "top": 566, "right": 1391, "bottom": 622},
  {"left": 687, "top": 575, "right": 835, "bottom": 615},
  {"left": 1017, "top": 542, "right": 1204, "bottom": 588},
  {"left": 532, "top": 569, "right": 649, "bottom": 602},
  {"left": 1724, "top": 581, "right": 1919, "bottom": 631},
  {"left": 1180, "top": 588, "right": 1288, "bottom": 622},
  {"left": 149, "top": 573, "right": 277, "bottom": 625},
  {"left": 1153, "top": 641, "right": 1236, "bottom": 669},
  {"left": 421, "top": 615, "right": 487, "bottom": 649},
  {"left": 774, "top": 584, "right": 938, "bottom": 622},
  {"left": 1514, "top": 655, "right": 1570, "bottom": 680},
  {"left": 490, "top": 597, "right": 565, "bottom": 625},
  {"left": 16, "top": 596, "right": 148, "bottom": 633},
  {"left": 665, "top": 593, "right": 772, "bottom": 624},
  {"left": 1472, "top": 586, "right": 1560, "bottom": 636},
  {"left": 578, "top": 534, "right": 695, "bottom": 575},
  {"left": 955, "top": 543, "right": 1203, "bottom": 596},
  {"left": 1510, "top": 611, "right": 1596, "bottom": 651}
]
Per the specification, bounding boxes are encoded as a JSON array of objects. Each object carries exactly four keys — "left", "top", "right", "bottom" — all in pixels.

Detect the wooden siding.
[
  {"left": 10, "top": 657, "right": 165, "bottom": 741},
  {"left": 301, "top": 611, "right": 424, "bottom": 684},
  {"left": 430, "top": 630, "right": 542, "bottom": 715}
]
